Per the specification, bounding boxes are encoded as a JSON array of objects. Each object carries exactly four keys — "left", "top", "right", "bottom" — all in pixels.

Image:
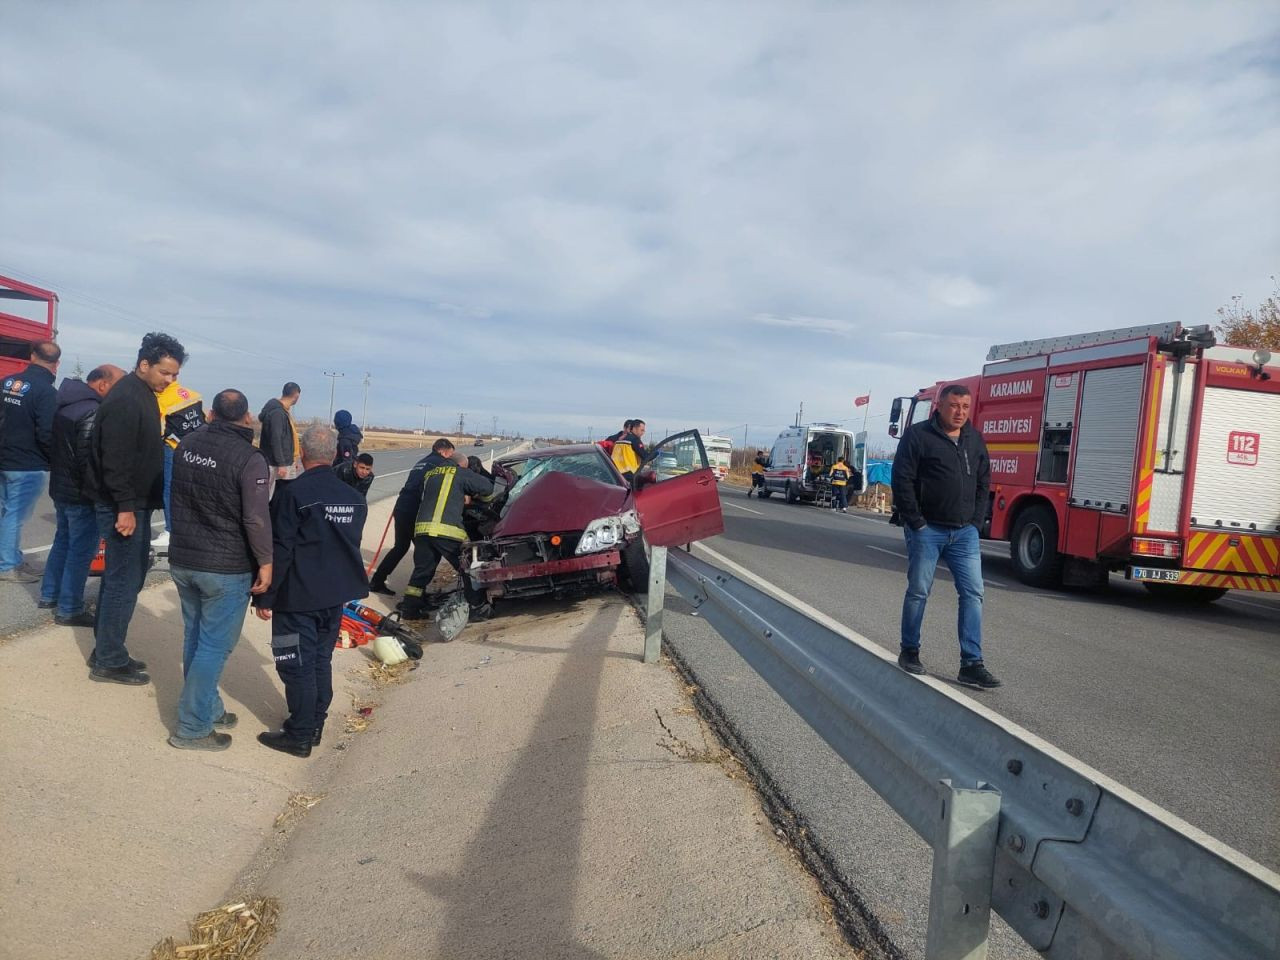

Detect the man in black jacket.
[
  {"left": 167, "top": 389, "right": 273, "bottom": 752},
  {"left": 333, "top": 452, "right": 374, "bottom": 498},
  {"left": 259, "top": 382, "right": 301, "bottom": 499},
  {"left": 367, "top": 451, "right": 432, "bottom": 596},
  {"left": 87, "top": 332, "right": 187, "bottom": 685},
  {"left": 332, "top": 409, "right": 363, "bottom": 465},
  {"left": 0, "top": 340, "right": 61, "bottom": 582},
  {"left": 891, "top": 383, "right": 1001, "bottom": 689},
  {"left": 39, "top": 364, "right": 124, "bottom": 625},
  {"left": 253, "top": 424, "right": 368, "bottom": 757},
  {"left": 399, "top": 438, "right": 493, "bottom": 620}
]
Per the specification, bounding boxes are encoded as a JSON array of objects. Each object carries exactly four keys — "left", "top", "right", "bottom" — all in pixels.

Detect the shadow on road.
[{"left": 405, "top": 601, "right": 621, "bottom": 960}]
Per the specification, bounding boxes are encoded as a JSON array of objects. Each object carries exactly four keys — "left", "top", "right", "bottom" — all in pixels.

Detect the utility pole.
[
  {"left": 418, "top": 403, "right": 429, "bottom": 435},
  {"left": 491, "top": 416, "right": 498, "bottom": 437},
  {"left": 323, "top": 371, "right": 345, "bottom": 421},
  {"left": 360, "top": 372, "right": 371, "bottom": 430},
  {"left": 457, "top": 412, "right": 466, "bottom": 436}
]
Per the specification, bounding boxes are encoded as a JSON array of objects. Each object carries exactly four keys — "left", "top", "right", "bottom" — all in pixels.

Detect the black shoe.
[
  {"left": 212, "top": 711, "right": 238, "bottom": 729},
  {"left": 311, "top": 728, "right": 323, "bottom": 746},
  {"left": 168, "top": 731, "right": 232, "bottom": 751},
  {"left": 897, "top": 650, "right": 926, "bottom": 675},
  {"left": 55, "top": 611, "right": 96, "bottom": 628},
  {"left": 37, "top": 599, "right": 57, "bottom": 610},
  {"left": 957, "top": 662, "right": 1003, "bottom": 689},
  {"left": 369, "top": 581, "right": 395, "bottom": 596},
  {"left": 89, "top": 665, "right": 151, "bottom": 685},
  {"left": 257, "top": 730, "right": 312, "bottom": 758},
  {"left": 88, "top": 653, "right": 147, "bottom": 672}
]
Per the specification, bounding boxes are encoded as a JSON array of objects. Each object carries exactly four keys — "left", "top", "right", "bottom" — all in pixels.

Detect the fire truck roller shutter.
[
  {"left": 1069, "top": 366, "right": 1145, "bottom": 513},
  {"left": 1190, "top": 387, "right": 1280, "bottom": 535}
]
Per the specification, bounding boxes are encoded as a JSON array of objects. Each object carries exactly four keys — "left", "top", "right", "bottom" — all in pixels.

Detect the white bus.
[{"left": 700, "top": 434, "right": 733, "bottom": 482}]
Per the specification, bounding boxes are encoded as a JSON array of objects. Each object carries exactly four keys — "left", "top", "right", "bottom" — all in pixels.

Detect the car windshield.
[{"left": 503, "top": 451, "right": 619, "bottom": 506}]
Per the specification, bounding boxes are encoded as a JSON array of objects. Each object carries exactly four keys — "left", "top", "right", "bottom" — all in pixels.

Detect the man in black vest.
[
  {"left": 253, "top": 424, "right": 368, "bottom": 757},
  {"left": 167, "top": 389, "right": 273, "bottom": 751},
  {"left": 87, "top": 331, "right": 187, "bottom": 685}
]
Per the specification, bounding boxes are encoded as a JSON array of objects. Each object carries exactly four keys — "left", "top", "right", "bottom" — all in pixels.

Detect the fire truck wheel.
[
  {"left": 1010, "top": 504, "right": 1064, "bottom": 586},
  {"left": 1140, "top": 582, "right": 1228, "bottom": 604}
]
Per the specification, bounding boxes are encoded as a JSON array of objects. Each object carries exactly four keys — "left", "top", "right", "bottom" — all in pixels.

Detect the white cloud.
[{"left": 1, "top": 0, "right": 1276, "bottom": 444}]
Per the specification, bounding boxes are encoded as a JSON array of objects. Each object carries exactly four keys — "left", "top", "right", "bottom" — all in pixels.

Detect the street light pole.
[
  {"left": 323, "top": 370, "right": 345, "bottom": 421},
  {"left": 418, "top": 403, "right": 429, "bottom": 435},
  {"left": 360, "top": 372, "right": 371, "bottom": 430}
]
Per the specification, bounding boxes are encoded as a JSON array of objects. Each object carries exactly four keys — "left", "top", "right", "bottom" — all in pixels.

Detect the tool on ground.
[{"left": 341, "top": 601, "right": 425, "bottom": 658}]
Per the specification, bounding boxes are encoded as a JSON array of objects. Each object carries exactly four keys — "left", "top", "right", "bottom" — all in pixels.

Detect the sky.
[{"left": 2, "top": 1, "right": 1277, "bottom": 448}]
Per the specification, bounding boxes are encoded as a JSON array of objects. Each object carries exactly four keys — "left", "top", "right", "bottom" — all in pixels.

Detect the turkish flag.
[{"left": 854, "top": 394, "right": 870, "bottom": 407}]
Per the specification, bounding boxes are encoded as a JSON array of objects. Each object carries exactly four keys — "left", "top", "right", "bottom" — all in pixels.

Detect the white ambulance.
[{"left": 760, "top": 423, "right": 865, "bottom": 503}]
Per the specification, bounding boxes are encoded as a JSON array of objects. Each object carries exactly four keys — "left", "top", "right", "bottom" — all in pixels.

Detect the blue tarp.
[{"left": 865, "top": 459, "right": 893, "bottom": 487}]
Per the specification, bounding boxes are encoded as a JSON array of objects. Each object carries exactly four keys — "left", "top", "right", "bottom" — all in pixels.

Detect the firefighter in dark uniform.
[
  {"left": 398, "top": 438, "right": 493, "bottom": 621},
  {"left": 252, "top": 424, "right": 368, "bottom": 757}
]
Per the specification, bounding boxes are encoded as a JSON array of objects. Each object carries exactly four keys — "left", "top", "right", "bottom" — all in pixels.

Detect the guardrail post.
[
  {"left": 644, "top": 545, "right": 668, "bottom": 663},
  {"left": 925, "top": 780, "right": 1002, "bottom": 960}
]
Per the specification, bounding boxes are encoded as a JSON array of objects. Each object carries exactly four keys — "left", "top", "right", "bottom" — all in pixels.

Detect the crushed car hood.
[{"left": 493, "top": 472, "right": 630, "bottom": 538}]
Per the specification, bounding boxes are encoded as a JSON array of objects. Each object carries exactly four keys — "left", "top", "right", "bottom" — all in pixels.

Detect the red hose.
[{"left": 366, "top": 511, "right": 394, "bottom": 576}]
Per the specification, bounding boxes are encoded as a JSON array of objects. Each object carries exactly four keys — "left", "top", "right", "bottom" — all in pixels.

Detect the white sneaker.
[{"left": 151, "top": 531, "right": 171, "bottom": 550}]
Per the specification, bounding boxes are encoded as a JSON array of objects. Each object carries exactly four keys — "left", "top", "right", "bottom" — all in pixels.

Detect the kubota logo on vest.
[{"left": 182, "top": 450, "right": 217, "bottom": 468}]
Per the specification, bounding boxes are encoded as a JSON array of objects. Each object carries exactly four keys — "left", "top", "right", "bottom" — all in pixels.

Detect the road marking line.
[
  {"left": 1222, "top": 596, "right": 1277, "bottom": 612},
  {"left": 723, "top": 501, "right": 764, "bottom": 516},
  {"left": 867, "top": 545, "right": 907, "bottom": 560}
]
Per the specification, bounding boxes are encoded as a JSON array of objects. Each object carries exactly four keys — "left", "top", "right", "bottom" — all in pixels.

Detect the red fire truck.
[
  {"left": 887, "top": 322, "right": 1279, "bottom": 601},
  {"left": 1, "top": 274, "right": 59, "bottom": 379}
]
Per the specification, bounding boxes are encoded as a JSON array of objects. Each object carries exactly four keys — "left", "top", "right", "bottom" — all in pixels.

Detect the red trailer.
[
  {"left": 888, "top": 322, "right": 1279, "bottom": 601},
  {"left": 0, "top": 274, "right": 58, "bottom": 380}
]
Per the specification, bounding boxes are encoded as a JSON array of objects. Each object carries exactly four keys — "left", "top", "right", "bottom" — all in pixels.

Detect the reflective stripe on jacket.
[{"left": 413, "top": 453, "right": 494, "bottom": 541}]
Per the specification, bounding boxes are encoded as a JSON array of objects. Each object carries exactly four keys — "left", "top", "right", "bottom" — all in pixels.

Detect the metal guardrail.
[{"left": 656, "top": 547, "right": 1280, "bottom": 960}]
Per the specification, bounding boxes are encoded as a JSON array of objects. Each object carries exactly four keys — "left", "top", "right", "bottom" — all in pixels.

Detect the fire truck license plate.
[{"left": 1131, "top": 567, "right": 1181, "bottom": 583}]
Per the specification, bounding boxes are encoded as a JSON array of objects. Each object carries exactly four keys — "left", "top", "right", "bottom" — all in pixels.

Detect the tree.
[
  {"left": 70, "top": 355, "right": 85, "bottom": 380},
  {"left": 1215, "top": 278, "right": 1280, "bottom": 350}
]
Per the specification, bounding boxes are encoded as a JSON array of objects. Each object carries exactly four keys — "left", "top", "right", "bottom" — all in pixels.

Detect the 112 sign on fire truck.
[{"left": 888, "top": 322, "right": 1279, "bottom": 602}]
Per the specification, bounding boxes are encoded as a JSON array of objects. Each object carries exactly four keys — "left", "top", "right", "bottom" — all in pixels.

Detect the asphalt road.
[
  {"left": 660, "top": 485, "right": 1280, "bottom": 960},
  {"left": 0, "top": 440, "right": 525, "bottom": 638}
]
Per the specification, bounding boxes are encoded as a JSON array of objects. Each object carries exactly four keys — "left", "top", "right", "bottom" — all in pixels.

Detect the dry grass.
[
  {"left": 273, "top": 793, "right": 325, "bottom": 830},
  {"left": 368, "top": 659, "right": 414, "bottom": 687},
  {"left": 149, "top": 898, "right": 280, "bottom": 960},
  {"left": 654, "top": 708, "right": 742, "bottom": 777}
]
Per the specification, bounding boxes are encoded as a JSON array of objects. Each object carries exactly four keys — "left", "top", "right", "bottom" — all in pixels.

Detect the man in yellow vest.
[
  {"left": 828, "top": 455, "right": 854, "bottom": 513},
  {"left": 610, "top": 419, "right": 646, "bottom": 482},
  {"left": 747, "top": 449, "right": 768, "bottom": 497},
  {"left": 155, "top": 380, "right": 205, "bottom": 549}
]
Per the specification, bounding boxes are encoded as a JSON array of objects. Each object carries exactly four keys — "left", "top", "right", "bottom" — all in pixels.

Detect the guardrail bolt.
[
  {"left": 1065, "top": 798, "right": 1085, "bottom": 816},
  {"left": 763, "top": 629, "right": 773, "bottom": 638},
  {"left": 1007, "top": 759, "right": 1023, "bottom": 775},
  {"left": 1007, "top": 834, "right": 1026, "bottom": 853},
  {"left": 1032, "top": 900, "right": 1050, "bottom": 919}
]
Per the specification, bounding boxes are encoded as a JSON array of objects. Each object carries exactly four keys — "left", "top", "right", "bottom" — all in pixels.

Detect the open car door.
[{"left": 634, "top": 430, "right": 725, "bottom": 547}]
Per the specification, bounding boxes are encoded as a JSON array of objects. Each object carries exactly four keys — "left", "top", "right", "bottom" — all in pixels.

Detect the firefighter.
[
  {"left": 398, "top": 438, "right": 493, "bottom": 621},
  {"left": 611, "top": 419, "right": 646, "bottom": 482},
  {"left": 828, "top": 456, "right": 854, "bottom": 512},
  {"left": 747, "top": 450, "right": 768, "bottom": 497}
]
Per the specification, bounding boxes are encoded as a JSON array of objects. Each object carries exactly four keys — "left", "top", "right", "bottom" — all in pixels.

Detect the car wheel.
[
  {"left": 1009, "top": 504, "right": 1064, "bottom": 586},
  {"left": 1141, "top": 582, "right": 1228, "bottom": 604},
  {"left": 785, "top": 482, "right": 799, "bottom": 504},
  {"left": 620, "top": 539, "right": 651, "bottom": 593}
]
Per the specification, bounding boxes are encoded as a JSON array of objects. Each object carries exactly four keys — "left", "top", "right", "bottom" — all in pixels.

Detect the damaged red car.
[{"left": 467, "top": 430, "right": 724, "bottom": 601}]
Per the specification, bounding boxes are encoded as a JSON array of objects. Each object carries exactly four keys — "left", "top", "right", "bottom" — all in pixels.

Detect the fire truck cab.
[
  {"left": 1, "top": 274, "right": 58, "bottom": 380},
  {"left": 888, "top": 322, "right": 1280, "bottom": 601}
]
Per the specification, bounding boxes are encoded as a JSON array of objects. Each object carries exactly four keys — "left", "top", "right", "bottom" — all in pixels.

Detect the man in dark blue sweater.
[
  {"left": 0, "top": 340, "right": 61, "bottom": 582},
  {"left": 253, "top": 424, "right": 369, "bottom": 757}
]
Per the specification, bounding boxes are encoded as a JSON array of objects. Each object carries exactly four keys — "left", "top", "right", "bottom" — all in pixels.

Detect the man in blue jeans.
[
  {"left": 891, "top": 383, "right": 1001, "bottom": 689},
  {"left": 167, "top": 389, "right": 273, "bottom": 750},
  {"left": 86, "top": 332, "right": 187, "bottom": 685},
  {"left": 0, "top": 340, "right": 61, "bottom": 583},
  {"left": 40, "top": 364, "right": 125, "bottom": 626}
]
